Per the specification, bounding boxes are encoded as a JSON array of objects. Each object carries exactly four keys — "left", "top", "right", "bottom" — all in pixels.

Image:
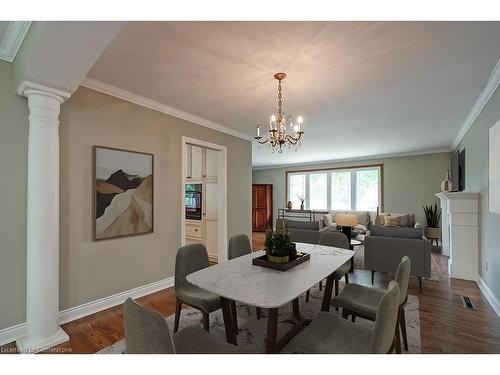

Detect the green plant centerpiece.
[
  {"left": 423, "top": 203, "right": 442, "bottom": 239},
  {"left": 264, "top": 231, "right": 296, "bottom": 264}
]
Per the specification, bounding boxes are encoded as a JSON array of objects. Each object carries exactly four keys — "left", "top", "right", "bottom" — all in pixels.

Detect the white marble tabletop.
[{"left": 186, "top": 243, "right": 354, "bottom": 309}]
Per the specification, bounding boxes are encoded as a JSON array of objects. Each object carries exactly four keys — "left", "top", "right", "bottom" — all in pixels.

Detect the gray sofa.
[
  {"left": 364, "top": 225, "right": 431, "bottom": 292},
  {"left": 278, "top": 218, "right": 330, "bottom": 244}
]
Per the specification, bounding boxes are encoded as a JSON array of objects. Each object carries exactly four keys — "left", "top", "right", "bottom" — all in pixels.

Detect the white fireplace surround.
[{"left": 435, "top": 192, "right": 479, "bottom": 281}]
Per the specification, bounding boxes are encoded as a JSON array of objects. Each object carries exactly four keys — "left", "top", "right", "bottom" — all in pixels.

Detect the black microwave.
[{"left": 185, "top": 184, "right": 202, "bottom": 220}]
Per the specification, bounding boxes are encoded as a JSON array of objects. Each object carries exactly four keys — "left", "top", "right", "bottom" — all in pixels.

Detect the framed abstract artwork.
[
  {"left": 93, "top": 146, "right": 154, "bottom": 240},
  {"left": 489, "top": 120, "right": 500, "bottom": 214}
]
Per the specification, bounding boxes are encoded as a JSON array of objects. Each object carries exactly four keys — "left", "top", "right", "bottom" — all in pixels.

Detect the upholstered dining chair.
[
  {"left": 331, "top": 256, "right": 411, "bottom": 353},
  {"left": 281, "top": 281, "right": 401, "bottom": 354},
  {"left": 174, "top": 243, "right": 222, "bottom": 334},
  {"left": 228, "top": 234, "right": 262, "bottom": 320},
  {"left": 305, "top": 231, "right": 351, "bottom": 303},
  {"left": 123, "top": 297, "right": 240, "bottom": 354}
]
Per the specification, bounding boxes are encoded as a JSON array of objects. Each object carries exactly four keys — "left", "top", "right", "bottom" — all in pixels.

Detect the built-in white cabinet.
[
  {"left": 185, "top": 143, "right": 220, "bottom": 262},
  {"left": 205, "top": 148, "right": 219, "bottom": 181},
  {"left": 185, "top": 145, "right": 219, "bottom": 183}
]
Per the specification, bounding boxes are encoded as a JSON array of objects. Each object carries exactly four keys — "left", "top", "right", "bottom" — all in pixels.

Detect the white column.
[{"left": 16, "top": 81, "right": 71, "bottom": 353}]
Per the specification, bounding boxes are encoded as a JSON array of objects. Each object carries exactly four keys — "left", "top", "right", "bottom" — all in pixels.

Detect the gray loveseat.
[
  {"left": 277, "top": 218, "right": 330, "bottom": 244},
  {"left": 364, "top": 225, "right": 431, "bottom": 292}
]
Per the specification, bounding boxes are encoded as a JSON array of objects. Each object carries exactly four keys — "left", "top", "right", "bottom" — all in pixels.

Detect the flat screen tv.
[{"left": 451, "top": 149, "right": 465, "bottom": 191}]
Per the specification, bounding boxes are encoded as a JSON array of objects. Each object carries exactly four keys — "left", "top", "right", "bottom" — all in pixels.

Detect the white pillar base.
[{"left": 16, "top": 327, "right": 69, "bottom": 354}]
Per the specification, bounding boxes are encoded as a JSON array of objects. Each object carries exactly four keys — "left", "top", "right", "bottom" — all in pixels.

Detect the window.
[
  {"left": 331, "top": 171, "right": 351, "bottom": 210},
  {"left": 287, "top": 165, "right": 381, "bottom": 211},
  {"left": 288, "top": 174, "right": 305, "bottom": 209},
  {"left": 355, "top": 169, "right": 379, "bottom": 211},
  {"left": 309, "top": 173, "right": 327, "bottom": 210}
]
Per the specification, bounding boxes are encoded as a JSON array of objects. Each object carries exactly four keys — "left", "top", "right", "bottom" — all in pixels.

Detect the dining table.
[{"left": 186, "top": 242, "right": 354, "bottom": 353}]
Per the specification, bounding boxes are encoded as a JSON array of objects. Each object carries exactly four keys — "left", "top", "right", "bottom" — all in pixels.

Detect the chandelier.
[{"left": 254, "top": 72, "right": 304, "bottom": 153}]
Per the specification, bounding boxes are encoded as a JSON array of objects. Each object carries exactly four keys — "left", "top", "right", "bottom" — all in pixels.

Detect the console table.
[{"left": 278, "top": 209, "right": 328, "bottom": 222}]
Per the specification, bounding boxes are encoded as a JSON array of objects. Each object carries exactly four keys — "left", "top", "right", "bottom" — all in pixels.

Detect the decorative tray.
[{"left": 252, "top": 252, "right": 310, "bottom": 271}]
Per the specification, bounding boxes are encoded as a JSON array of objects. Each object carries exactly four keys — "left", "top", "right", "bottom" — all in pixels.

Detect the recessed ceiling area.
[{"left": 87, "top": 21, "right": 500, "bottom": 167}]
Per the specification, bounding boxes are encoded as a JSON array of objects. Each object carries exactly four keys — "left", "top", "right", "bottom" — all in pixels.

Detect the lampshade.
[{"left": 335, "top": 213, "right": 358, "bottom": 228}]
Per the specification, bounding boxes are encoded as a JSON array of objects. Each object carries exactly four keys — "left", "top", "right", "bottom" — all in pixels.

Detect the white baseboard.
[
  {"left": 477, "top": 276, "right": 500, "bottom": 318},
  {"left": 0, "top": 276, "right": 174, "bottom": 347},
  {"left": 58, "top": 276, "right": 174, "bottom": 324},
  {"left": 0, "top": 322, "right": 26, "bottom": 348}
]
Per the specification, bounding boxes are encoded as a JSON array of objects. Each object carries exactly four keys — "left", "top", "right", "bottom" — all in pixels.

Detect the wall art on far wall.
[
  {"left": 94, "top": 146, "right": 154, "bottom": 240},
  {"left": 489, "top": 119, "right": 500, "bottom": 214}
]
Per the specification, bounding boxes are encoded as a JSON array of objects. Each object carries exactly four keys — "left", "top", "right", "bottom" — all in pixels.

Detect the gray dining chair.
[
  {"left": 281, "top": 280, "right": 401, "bottom": 354},
  {"left": 331, "top": 256, "right": 411, "bottom": 353},
  {"left": 228, "top": 234, "right": 262, "bottom": 320},
  {"left": 174, "top": 243, "right": 222, "bottom": 333},
  {"left": 306, "top": 231, "right": 351, "bottom": 302},
  {"left": 124, "top": 297, "right": 241, "bottom": 354}
]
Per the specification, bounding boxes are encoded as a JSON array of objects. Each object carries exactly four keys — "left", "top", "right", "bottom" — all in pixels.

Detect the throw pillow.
[
  {"left": 384, "top": 215, "right": 401, "bottom": 227},
  {"left": 323, "top": 213, "right": 333, "bottom": 227},
  {"left": 390, "top": 214, "right": 410, "bottom": 227}
]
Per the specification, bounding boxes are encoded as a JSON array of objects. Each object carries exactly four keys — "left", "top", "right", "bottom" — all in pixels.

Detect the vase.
[
  {"left": 287, "top": 201, "right": 293, "bottom": 209},
  {"left": 267, "top": 254, "right": 290, "bottom": 264},
  {"left": 425, "top": 226, "right": 441, "bottom": 239},
  {"left": 441, "top": 169, "right": 453, "bottom": 192},
  {"left": 300, "top": 202, "right": 304, "bottom": 210}
]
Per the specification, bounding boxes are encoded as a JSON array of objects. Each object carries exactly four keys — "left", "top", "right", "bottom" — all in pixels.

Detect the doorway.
[{"left": 181, "top": 137, "right": 228, "bottom": 263}]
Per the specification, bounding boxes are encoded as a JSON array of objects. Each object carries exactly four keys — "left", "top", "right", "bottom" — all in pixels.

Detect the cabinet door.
[
  {"left": 191, "top": 145, "right": 203, "bottom": 180},
  {"left": 205, "top": 148, "right": 219, "bottom": 179},
  {"left": 205, "top": 218, "right": 218, "bottom": 258},
  {"left": 205, "top": 182, "right": 218, "bottom": 218}
]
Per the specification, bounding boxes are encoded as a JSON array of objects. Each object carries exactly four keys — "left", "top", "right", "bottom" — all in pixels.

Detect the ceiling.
[{"left": 87, "top": 22, "right": 500, "bottom": 167}]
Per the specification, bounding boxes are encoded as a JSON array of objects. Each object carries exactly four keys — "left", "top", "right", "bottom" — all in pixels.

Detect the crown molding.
[
  {"left": 80, "top": 77, "right": 253, "bottom": 142},
  {"left": 0, "top": 21, "right": 31, "bottom": 63},
  {"left": 452, "top": 58, "right": 500, "bottom": 150},
  {"left": 252, "top": 147, "right": 453, "bottom": 170}
]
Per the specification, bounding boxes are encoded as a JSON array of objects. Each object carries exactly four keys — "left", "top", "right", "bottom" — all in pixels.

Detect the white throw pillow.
[{"left": 323, "top": 213, "right": 333, "bottom": 227}]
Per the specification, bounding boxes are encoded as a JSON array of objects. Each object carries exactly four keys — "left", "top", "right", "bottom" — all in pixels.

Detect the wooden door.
[{"left": 252, "top": 184, "right": 273, "bottom": 231}]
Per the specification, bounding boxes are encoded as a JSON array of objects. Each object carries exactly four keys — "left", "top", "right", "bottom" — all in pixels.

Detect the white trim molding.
[
  {"left": 80, "top": 77, "right": 253, "bottom": 142},
  {"left": 0, "top": 21, "right": 31, "bottom": 62},
  {"left": 0, "top": 276, "right": 174, "bottom": 348},
  {"left": 477, "top": 276, "right": 500, "bottom": 319},
  {"left": 58, "top": 276, "right": 175, "bottom": 324},
  {"left": 17, "top": 80, "right": 71, "bottom": 102},
  {"left": 452, "top": 58, "right": 500, "bottom": 150}
]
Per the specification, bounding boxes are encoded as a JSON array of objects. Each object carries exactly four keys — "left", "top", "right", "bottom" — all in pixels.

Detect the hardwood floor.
[{"left": 2, "top": 231, "right": 500, "bottom": 354}]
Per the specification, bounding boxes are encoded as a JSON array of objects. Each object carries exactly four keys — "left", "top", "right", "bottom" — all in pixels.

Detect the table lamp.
[{"left": 335, "top": 212, "right": 358, "bottom": 242}]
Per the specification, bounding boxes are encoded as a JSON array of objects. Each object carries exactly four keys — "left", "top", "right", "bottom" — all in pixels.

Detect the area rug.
[
  {"left": 98, "top": 284, "right": 421, "bottom": 354},
  {"left": 353, "top": 245, "right": 441, "bottom": 282}
]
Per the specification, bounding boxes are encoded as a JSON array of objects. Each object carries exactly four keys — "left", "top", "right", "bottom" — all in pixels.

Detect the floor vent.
[{"left": 462, "top": 296, "right": 476, "bottom": 310}]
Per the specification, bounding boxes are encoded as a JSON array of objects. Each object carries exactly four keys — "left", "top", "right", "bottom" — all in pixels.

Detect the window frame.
[{"left": 285, "top": 164, "right": 384, "bottom": 212}]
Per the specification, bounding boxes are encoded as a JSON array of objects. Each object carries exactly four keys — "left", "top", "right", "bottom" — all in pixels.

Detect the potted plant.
[
  {"left": 265, "top": 231, "right": 294, "bottom": 264},
  {"left": 423, "top": 203, "right": 441, "bottom": 239}
]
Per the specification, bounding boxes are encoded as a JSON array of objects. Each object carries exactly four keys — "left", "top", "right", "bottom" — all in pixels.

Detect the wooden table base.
[{"left": 220, "top": 271, "right": 337, "bottom": 353}]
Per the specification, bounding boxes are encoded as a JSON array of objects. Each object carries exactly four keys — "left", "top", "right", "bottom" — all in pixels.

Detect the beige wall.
[
  {"left": 456, "top": 86, "right": 500, "bottom": 302},
  {"left": 0, "top": 61, "right": 29, "bottom": 330},
  {"left": 59, "top": 87, "right": 252, "bottom": 310},
  {"left": 252, "top": 152, "right": 452, "bottom": 226}
]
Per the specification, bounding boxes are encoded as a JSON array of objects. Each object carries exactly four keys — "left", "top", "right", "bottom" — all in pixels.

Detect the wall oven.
[{"left": 185, "top": 183, "right": 202, "bottom": 220}]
